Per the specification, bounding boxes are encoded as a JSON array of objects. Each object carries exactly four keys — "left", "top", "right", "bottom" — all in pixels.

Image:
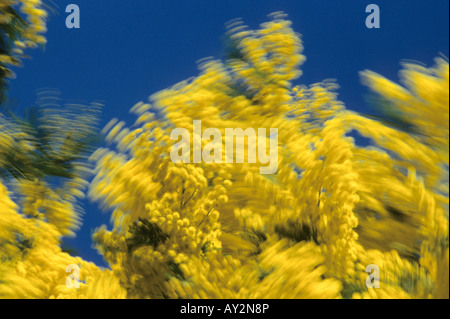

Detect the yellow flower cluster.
[
  {"left": 1, "top": 12, "right": 448, "bottom": 299},
  {"left": 0, "top": 181, "right": 126, "bottom": 298},
  {"left": 88, "top": 13, "right": 448, "bottom": 299},
  {"left": 0, "top": 93, "right": 126, "bottom": 298},
  {"left": 166, "top": 240, "right": 342, "bottom": 299}
]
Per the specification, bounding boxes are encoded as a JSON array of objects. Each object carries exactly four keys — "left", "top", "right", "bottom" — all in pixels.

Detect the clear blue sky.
[{"left": 7, "top": 0, "right": 449, "bottom": 267}]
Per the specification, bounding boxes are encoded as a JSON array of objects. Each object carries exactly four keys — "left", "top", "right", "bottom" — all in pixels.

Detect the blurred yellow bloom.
[{"left": 1, "top": 12, "right": 448, "bottom": 299}]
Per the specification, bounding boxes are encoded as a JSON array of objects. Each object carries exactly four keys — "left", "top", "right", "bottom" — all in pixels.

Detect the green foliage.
[
  {"left": 127, "top": 218, "right": 170, "bottom": 252},
  {"left": 0, "top": 6, "right": 28, "bottom": 101},
  {"left": 275, "top": 220, "right": 319, "bottom": 245},
  {"left": 0, "top": 92, "right": 101, "bottom": 182}
]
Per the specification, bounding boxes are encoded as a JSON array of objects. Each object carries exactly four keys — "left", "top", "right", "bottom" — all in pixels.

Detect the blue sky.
[{"left": 7, "top": 0, "right": 449, "bottom": 267}]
